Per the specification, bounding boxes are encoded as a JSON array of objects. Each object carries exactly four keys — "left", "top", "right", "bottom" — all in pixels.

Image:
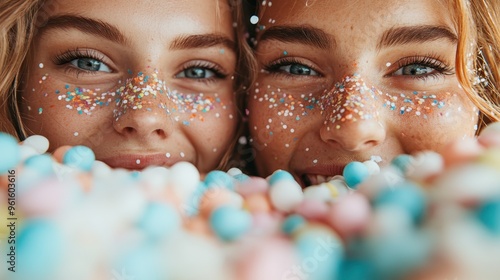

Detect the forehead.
[
  {"left": 258, "top": 0, "right": 455, "bottom": 36},
  {"left": 41, "top": 0, "right": 234, "bottom": 36}
]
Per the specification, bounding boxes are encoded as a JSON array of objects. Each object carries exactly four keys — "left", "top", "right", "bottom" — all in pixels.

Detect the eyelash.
[
  {"left": 53, "top": 48, "right": 109, "bottom": 76},
  {"left": 390, "top": 55, "right": 455, "bottom": 80},
  {"left": 264, "top": 58, "right": 322, "bottom": 77}
]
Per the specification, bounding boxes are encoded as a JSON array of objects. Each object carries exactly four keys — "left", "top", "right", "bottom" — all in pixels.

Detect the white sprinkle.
[
  {"left": 250, "top": 15, "right": 259, "bottom": 24},
  {"left": 136, "top": 159, "right": 141, "bottom": 164},
  {"left": 180, "top": 152, "right": 185, "bottom": 158},
  {"left": 290, "top": 128, "right": 295, "bottom": 133},
  {"left": 39, "top": 63, "right": 44, "bottom": 69},
  {"left": 305, "top": 148, "right": 310, "bottom": 152},
  {"left": 229, "top": 114, "right": 234, "bottom": 119},
  {"left": 313, "top": 159, "right": 318, "bottom": 164},
  {"left": 386, "top": 62, "right": 391, "bottom": 67},
  {"left": 238, "top": 136, "right": 247, "bottom": 145},
  {"left": 74, "top": 132, "right": 79, "bottom": 137},
  {"left": 166, "top": 153, "right": 171, "bottom": 158},
  {"left": 285, "top": 144, "right": 289, "bottom": 148}
]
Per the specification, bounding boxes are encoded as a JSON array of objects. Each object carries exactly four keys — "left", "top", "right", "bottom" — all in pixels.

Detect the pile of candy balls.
[{"left": 1, "top": 123, "right": 500, "bottom": 280}]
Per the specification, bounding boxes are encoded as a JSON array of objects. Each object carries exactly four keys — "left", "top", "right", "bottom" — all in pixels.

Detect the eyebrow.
[
  {"left": 258, "top": 25, "right": 333, "bottom": 49},
  {"left": 377, "top": 25, "right": 458, "bottom": 50},
  {"left": 169, "top": 34, "right": 235, "bottom": 50},
  {"left": 41, "top": 15, "right": 128, "bottom": 44}
]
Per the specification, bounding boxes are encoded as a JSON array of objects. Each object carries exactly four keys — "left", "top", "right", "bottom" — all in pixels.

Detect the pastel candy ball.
[
  {"left": 476, "top": 198, "right": 500, "bottom": 235},
  {"left": 138, "top": 202, "right": 181, "bottom": 240},
  {"left": 268, "top": 169, "right": 295, "bottom": 185},
  {"left": 116, "top": 244, "right": 165, "bottom": 280},
  {"left": 390, "top": 154, "right": 412, "bottom": 173},
  {"left": 22, "top": 135, "right": 50, "bottom": 154},
  {"left": 294, "top": 199, "right": 329, "bottom": 220},
  {"left": 0, "top": 132, "right": 20, "bottom": 174},
  {"left": 62, "top": 145, "right": 95, "bottom": 171},
  {"left": 374, "top": 182, "right": 427, "bottom": 223},
  {"left": 294, "top": 227, "right": 343, "bottom": 280},
  {"left": 17, "top": 220, "right": 64, "bottom": 280},
  {"left": 210, "top": 205, "right": 251, "bottom": 241},
  {"left": 303, "top": 185, "right": 331, "bottom": 202},
  {"left": 204, "top": 170, "right": 234, "bottom": 190},
  {"left": 405, "top": 151, "right": 443, "bottom": 181},
  {"left": 363, "top": 160, "right": 380, "bottom": 175},
  {"left": 343, "top": 161, "right": 370, "bottom": 188},
  {"left": 269, "top": 179, "right": 304, "bottom": 212},
  {"left": 24, "top": 154, "right": 55, "bottom": 176},
  {"left": 281, "top": 214, "right": 306, "bottom": 235},
  {"left": 328, "top": 193, "right": 371, "bottom": 237},
  {"left": 169, "top": 161, "right": 199, "bottom": 200}
]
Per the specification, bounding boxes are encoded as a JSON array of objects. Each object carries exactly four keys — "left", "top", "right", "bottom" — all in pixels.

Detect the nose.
[
  {"left": 320, "top": 119, "right": 386, "bottom": 151},
  {"left": 319, "top": 73, "right": 386, "bottom": 151},
  {"left": 113, "top": 108, "right": 174, "bottom": 139},
  {"left": 112, "top": 72, "right": 174, "bottom": 139}
]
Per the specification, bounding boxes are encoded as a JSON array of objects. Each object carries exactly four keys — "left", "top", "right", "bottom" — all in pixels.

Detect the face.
[
  {"left": 21, "top": 0, "right": 238, "bottom": 173},
  {"left": 248, "top": 0, "right": 479, "bottom": 186}
]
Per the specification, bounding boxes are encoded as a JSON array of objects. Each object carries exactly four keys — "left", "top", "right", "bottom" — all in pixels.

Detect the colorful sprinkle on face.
[{"left": 36, "top": 70, "right": 227, "bottom": 123}]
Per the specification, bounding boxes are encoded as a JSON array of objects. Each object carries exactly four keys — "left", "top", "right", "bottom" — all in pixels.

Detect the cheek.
[
  {"left": 247, "top": 84, "right": 322, "bottom": 147},
  {"left": 395, "top": 91, "right": 479, "bottom": 152}
]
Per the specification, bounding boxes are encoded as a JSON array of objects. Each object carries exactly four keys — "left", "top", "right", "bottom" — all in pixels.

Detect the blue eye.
[
  {"left": 70, "top": 58, "right": 111, "bottom": 72},
  {"left": 279, "top": 64, "right": 318, "bottom": 76},
  {"left": 393, "top": 64, "right": 435, "bottom": 76},
  {"left": 176, "top": 67, "right": 216, "bottom": 79}
]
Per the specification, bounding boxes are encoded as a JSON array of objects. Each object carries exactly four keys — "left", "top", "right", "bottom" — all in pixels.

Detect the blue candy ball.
[
  {"left": 343, "top": 161, "right": 370, "bottom": 188},
  {"left": 269, "top": 169, "right": 295, "bottom": 186},
  {"left": 0, "top": 132, "right": 20, "bottom": 174},
  {"left": 391, "top": 154, "right": 413, "bottom": 173},
  {"left": 62, "top": 145, "right": 95, "bottom": 171},
  {"left": 281, "top": 214, "right": 306, "bottom": 235},
  {"left": 209, "top": 206, "right": 251, "bottom": 241},
  {"left": 204, "top": 170, "right": 234, "bottom": 190},
  {"left": 24, "top": 154, "right": 54, "bottom": 175},
  {"left": 476, "top": 198, "right": 500, "bottom": 235},
  {"left": 374, "top": 182, "right": 427, "bottom": 223},
  {"left": 116, "top": 244, "right": 165, "bottom": 280},
  {"left": 17, "top": 220, "right": 64, "bottom": 280},
  {"left": 138, "top": 203, "right": 181, "bottom": 240}
]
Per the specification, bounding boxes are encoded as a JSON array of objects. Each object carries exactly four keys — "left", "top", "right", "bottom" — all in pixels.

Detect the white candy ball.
[
  {"left": 168, "top": 161, "right": 200, "bottom": 200},
  {"left": 19, "top": 144, "right": 39, "bottom": 161},
  {"left": 363, "top": 160, "right": 381, "bottom": 175},
  {"left": 22, "top": 135, "right": 50, "bottom": 154},
  {"left": 406, "top": 151, "right": 443, "bottom": 181},
  {"left": 227, "top": 167, "right": 242, "bottom": 176},
  {"left": 269, "top": 180, "right": 304, "bottom": 212},
  {"left": 303, "top": 185, "right": 331, "bottom": 202}
]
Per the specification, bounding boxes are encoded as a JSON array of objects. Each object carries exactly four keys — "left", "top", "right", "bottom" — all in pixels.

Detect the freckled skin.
[
  {"left": 248, "top": 0, "right": 478, "bottom": 181},
  {"left": 20, "top": 0, "right": 238, "bottom": 173}
]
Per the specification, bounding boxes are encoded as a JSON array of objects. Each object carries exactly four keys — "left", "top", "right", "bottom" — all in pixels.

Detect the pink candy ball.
[{"left": 327, "top": 193, "right": 371, "bottom": 237}]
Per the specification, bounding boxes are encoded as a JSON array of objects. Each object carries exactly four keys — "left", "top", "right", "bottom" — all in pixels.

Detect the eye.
[
  {"left": 393, "top": 64, "right": 435, "bottom": 76},
  {"left": 264, "top": 58, "right": 321, "bottom": 77},
  {"left": 176, "top": 67, "right": 216, "bottom": 79},
  {"left": 280, "top": 63, "right": 318, "bottom": 76},
  {"left": 389, "top": 55, "right": 454, "bottom": 79},
  {"left": 70, "top": 58, "right": 111, "bottom": 72}
]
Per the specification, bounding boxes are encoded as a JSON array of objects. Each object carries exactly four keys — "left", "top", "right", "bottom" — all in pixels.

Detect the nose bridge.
[
  {"left": 321, "top": 73, "right": 381, "bottom": 126},
  {"left": 319, "top": 73, "right": 386, "bottom": 151},
  {"left": 114, "top": 71, "right": 170, "bottom": 120},
  {"left": 112, "top": 70, "right": 176, "bottom": 138}
]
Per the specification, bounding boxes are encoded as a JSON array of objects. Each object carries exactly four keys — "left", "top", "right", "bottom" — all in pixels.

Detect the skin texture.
[
  {"left": 248, "top": 0, "right": 479, "bottom": 186},
  {"left": 20, "top": 0, "right": 238, "bottom": 173}
]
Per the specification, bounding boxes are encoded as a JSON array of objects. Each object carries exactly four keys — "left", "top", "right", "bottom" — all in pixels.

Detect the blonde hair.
[
  {"left": 0, "top": 0, "right": 41, "bottom": 139},
  {"left": 452, "top": 0, "right": 500, "bottom": 131}
]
